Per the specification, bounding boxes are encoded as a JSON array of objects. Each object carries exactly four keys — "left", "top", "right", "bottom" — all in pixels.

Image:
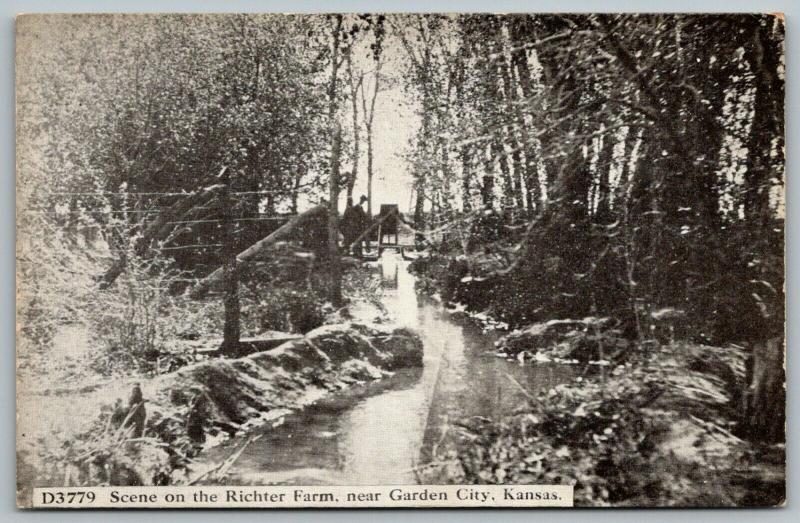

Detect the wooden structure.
[
  {"left": 346, "top": 204, "right": 411, "bottom": 258},
  {"left": 376, "top": 204, "right": 400, "bottom": 248}
]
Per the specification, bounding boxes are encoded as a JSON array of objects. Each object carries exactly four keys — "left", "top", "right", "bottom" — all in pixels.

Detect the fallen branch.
[
  {"left": 688, "top": 414, "right": 744, "bottom": 444},
  {"left": 187, "top": 434, "right": 262, "bottom": 485},
  {"left": 505, "top": 373, "right": 534, "bottom": 400},
  {"left": 100, "top": 179, "right": 225, "bottom": 289},
  {"left": 188, "top": 204, "right": 328, "bottom": 299}
]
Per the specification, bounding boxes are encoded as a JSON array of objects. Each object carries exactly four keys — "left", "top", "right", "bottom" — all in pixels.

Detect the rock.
[
  {"left": 367, "top": 327, "right": 424, "bottom": 369},
  {"left": 339, "top": 360, "right": 385, "bottom": 381}
]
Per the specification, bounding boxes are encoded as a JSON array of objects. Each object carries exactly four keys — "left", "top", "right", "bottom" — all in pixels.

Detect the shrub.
[
  {"left": 88, "top": 245, "right": 181, "bottom": 375},
  {"left": 241, "top": 285, "right": 326, "bottom": 335}
]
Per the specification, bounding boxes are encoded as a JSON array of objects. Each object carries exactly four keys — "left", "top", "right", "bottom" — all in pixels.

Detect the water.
[{"left": 225, "top": 252, "right": 573, "bottom": 485}]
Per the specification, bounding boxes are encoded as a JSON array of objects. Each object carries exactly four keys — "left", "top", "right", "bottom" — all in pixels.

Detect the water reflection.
[
  {"left": 227, "top": 252, "right": 573, "bottom": 485},
  {"left": 380, "top": 257, "right": 399, "bottom": 289}
]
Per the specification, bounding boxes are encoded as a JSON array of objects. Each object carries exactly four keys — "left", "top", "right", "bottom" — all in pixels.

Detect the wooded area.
[{"left": 394, "top": 14, "right": 783, "bottom": 343}]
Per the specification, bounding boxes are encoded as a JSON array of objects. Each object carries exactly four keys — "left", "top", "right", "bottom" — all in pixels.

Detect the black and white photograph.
[{"left": 15, "top": 12, "right": 785, "bottom": 508}]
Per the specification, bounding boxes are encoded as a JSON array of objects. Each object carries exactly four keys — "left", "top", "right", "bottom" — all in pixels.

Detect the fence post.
[{"left": 220, "top": 167, "right": 241, "bottom": 356}]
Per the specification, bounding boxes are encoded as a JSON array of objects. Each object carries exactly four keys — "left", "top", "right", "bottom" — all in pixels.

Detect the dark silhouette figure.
[
  {"left": 125, "top": 383, "right": 146, "bottom": 438},
  {"left": 342, "top": 195, "right": 369, "bottom": 256}
]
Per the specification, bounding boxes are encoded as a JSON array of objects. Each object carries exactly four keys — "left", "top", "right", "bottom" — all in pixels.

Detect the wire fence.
[{"left": 20, "top": 183, "right": 315, "bottom": 252}]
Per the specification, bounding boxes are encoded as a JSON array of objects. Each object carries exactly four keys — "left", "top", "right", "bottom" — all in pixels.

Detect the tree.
[
  {"left": 345, "top": 47, "right": 364, "bottom": 205},
  {"left": 356, "top": 16, "right": 387, "bottom": 220},
  {"left": 393, "top": 14, "right": 446, "bottom": 247},
  {"left": 360, "top": 56, "right": 382, "bottom": 219},
  {"left": 325, "top": 14, "right": 346, "bottom": 307}
]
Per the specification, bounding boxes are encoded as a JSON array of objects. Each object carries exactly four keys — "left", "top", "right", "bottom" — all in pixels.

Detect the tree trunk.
[
  {"left": 595, "top": 129, "right": 615, "bottom": 223},
  {"left": 346, "top": 50, "right": 361, "bottom": 204},
  {"left": 366, "top": 135, "right": 374, "bottom": 219},
  {"left": 327, "top": 123, "right": 343, "bottom": 306},
  {"left": 361, "top": 60, "right": 381, "bottom": 220},
  {"left": 481, "top": 174, "right": 495, "bottom": 209},
  {"left": 744, "top": 20, "right": 784, "bottom": 224},
  {"left": 498, "top": 49, "right": 525, "bottom": 210},
  {"left": 509, "top": 18, "right": 542, "bottom": 210},
  {"left": 510, "top": 149, "right": 525, "bottom": 211},
  {"left": 617, "top": 128, "right": 637, "bottom": 192},
  {"left": 220, "top": 171, "right": 240, "bottom": 356},
  {"left": 291, "top": 173, "right": 302, "bottom": 214},
  {"left": 461, "top": 145, "right": 473, "bottom": 212},
  {"left": 742, "top": 336, "right": 785, "bottom": 443},
  {"left": 326, "top": 15, "right": 344, "bottom": 306},
  {"left": 413, "top": 173, "right": 426, "bottom": 249},
  {"left": 492, "top": 138, "right": 514, "bottom": 209},
  {"left": 438, "top": 139, "right": 454, "bottom": 217},
  {"left": 414, "top": 87, "right": 432, "bottom": 249}
]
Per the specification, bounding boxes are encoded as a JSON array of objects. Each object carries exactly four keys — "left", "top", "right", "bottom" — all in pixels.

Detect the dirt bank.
[{"left": 17, "top": 322, "right": 422, "bottom": 501}]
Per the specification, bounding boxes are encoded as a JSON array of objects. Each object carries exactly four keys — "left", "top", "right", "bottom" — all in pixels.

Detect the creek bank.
[
  {"left": 496, "top": 317, "right": 624, "bottom": 364},
  {"left": 409, "top": 252, "right": 784, "bottom": 506},
  {"left": 420, "top": 338, "right": 784, "bottom": 506},
  {"left": 17, "top": 322, "right": 422, "bottom": 497}
]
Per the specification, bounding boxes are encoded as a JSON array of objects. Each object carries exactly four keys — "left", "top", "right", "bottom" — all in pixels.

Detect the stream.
[{"left": 224, "top": 251, "right": 574, "bottom": 485}]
